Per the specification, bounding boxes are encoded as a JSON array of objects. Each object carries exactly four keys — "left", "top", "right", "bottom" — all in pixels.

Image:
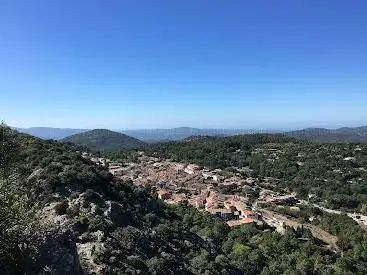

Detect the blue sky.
[{"left": 0, "top": 0, "right": 366, "bottom": 129}]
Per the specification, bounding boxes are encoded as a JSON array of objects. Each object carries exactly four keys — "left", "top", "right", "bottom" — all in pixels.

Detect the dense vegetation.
[
  {"left": 2, "top": 125, "right": 367, "bottom": 274},
  {"left": 143, "top": 134, "right": 295, "bottom": 168},
  {"left": 285, "top": 127, "right": 367, "bottom": 143},
  {"left": 122, "top": 127, "right": 261, "bottom": 142},
  {"left": 0, "top": 126, "right": 43, "bottom": 273},
  {"left": 61, "top": 129, "right": 144, "bottom": 150}
]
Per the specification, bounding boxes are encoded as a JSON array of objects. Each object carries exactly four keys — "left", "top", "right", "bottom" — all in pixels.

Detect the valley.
[{"left": 2, "top": 125, "right": 367, "bottom": 274}]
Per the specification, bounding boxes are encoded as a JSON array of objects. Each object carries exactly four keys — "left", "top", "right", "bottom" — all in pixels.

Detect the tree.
[
  {"left": 0, "top": 124, "right": 20, "bottom": 176},
  {"left": 0, "top": 124, "right": 41, "bottom": 274}
]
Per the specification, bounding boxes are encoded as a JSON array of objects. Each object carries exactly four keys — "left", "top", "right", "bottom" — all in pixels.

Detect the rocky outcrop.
[
  {"left": 77, "top": 230, "right": 106, "bottom": 275},
  {"left": 37, "top": 186, "right": 133, "bottom": 274},
  {"left": 37, "top": 230, "right": 82, "bottom": 275},
  {"left": 104, "top": 201, "right": 128, "bottom": 226},
  {"left": 38, "top": 191, "right": 126, "bottom": 274}
]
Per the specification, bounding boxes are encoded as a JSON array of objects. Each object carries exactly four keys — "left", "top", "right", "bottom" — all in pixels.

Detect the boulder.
[{"left": 103, "top": 201, "right": 128, "bottom": 226}]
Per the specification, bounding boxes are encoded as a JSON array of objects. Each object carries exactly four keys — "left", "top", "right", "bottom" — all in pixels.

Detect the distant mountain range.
[
  {"left": 123, "top": 127, "right": 279, "bottom": 142},
  {"left": 13, "top": 126, "right": 367, "bottom": 143},
  {"left": 61, "top": 129, "right": 144, "bottom": 150},
  {"left": 14, "top": 127, "right": 88, "bottom": 140},
  {"left": 285, "top": 127, "right": 367, "bottom": 143},
  {"left": 14, "top": 126, "right": 280, "bottom": 141}
]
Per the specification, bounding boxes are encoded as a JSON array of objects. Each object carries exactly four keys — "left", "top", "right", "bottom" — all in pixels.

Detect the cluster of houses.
[
  {"left": 155, "top": 186, "right": 263, "bottom": 227},
  {"left": 80, "top": 147, "right": 367, "bottom": 235},
  {"left": 84, "top": 153, "right": 292, "bottom": 227}
]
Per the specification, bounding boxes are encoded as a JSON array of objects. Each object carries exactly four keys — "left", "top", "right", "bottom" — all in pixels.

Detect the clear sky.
[{"left": 0, "top": 0, "right": 366, "bottom": 130}]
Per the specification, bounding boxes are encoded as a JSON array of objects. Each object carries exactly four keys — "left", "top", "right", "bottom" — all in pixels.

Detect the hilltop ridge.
[
  {"left": 61, "top": 129, "right": 144, "bottom": 150},
  {"left": 286, "top": 126, "right": 367, "bottom": 143},
  {"left": 14, "top": 125, "right": 367, "bottom": 143}
]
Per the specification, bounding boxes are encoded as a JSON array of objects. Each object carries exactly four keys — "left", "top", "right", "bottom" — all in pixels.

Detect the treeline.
[{"left": 143, "top": 134, "right": 295, "bottom": 169}]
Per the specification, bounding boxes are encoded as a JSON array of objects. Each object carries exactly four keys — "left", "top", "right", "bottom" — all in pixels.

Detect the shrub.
[
  {"left": 54, "top": 200, "right": 68, "bottom": 215},
  {"left": 66, "top": 203, "right": 80, "bottom": 217}
]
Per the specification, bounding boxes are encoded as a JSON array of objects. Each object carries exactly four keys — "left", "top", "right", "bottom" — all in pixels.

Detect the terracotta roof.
[
  {"left": 206, "top": 202, "right": 214, "bottom": 208},
  {"left": 243, "top": 210, "right": 255, "bottom": 215},
  {"left": 242, "top": 218, "right": 254, "bottom": 223}
]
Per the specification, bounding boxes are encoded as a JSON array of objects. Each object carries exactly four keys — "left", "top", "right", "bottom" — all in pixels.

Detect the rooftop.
[
  {"left": 243, "top": 210, "right": 255, "bottom": 215},
  {"left": 208, "top": 208, "right": 233, "bottom": 214}
]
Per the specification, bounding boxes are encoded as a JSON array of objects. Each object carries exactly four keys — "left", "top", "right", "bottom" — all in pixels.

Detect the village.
[{"left": 83, "top": 152, "right": 301, "bottom": 229}]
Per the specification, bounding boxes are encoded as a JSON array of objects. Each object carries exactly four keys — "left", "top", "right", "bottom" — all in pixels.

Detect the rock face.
[
  {"left": 38, "top": 191, "right": 121, "bottom": 274},
  {"left": 104, "top": 201, "right": 127, "bottom": 226},
  {"left": 77, "top": 239, "right": 106, "bottom": 275},
  {"left": 37, "top": 230, "right": 82, "bottom": 275}
]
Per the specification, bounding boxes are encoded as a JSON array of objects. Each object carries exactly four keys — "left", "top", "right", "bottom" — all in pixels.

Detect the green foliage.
[
  {"left": 143, "top": 134, "right": 294, "bottom": 169},
  {"left": 0, "top": 124, "right": 20, "bottom": 175},
  {"left": 0, "top": 125, "right": 42, "bottom": 274},
  {"left": 61, "top": 129, "right": 144, "bottom": 150},
  {"left": 0, "top": 178, "right": 42, "bottom": 274},
  {"left": 286, "top": 127, "right": 367, "bottom": 143},
  {"left": 54, "top": 200, "right": 69, "bottom": 215}
]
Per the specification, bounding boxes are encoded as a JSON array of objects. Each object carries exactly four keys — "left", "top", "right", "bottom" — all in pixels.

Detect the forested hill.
[
  {"left": 61, "top": 129, "right": 144, "bottom": 150},
  {"left": 123, "top": 127, "right": 277, "bottom": 141},
  {"left": 285, "top": 126, "right": 367, "bottom": 143},
  {"left": 143, "top": 134, "right": 298, "bottom": 168}
]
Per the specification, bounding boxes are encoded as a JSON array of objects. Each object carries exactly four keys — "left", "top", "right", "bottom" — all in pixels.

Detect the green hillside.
[
  {"left": 285, "top": 127, "right": 367, "bottom": 143},
  {"left": 61, "top": 129, "right": 144, "bottom": 150},
  {"left": 143, "top": 134, "right": 296, "bottom": 168}
]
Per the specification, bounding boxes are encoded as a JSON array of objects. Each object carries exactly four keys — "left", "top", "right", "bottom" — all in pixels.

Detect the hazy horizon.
[{"left": 10, "top": 121, "right": 367, "bottom": 132}]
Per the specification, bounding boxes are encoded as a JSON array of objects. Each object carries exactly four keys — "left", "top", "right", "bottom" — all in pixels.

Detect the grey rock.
[
  {"left": 103, "top": 201, "right": 127, "bottom": 226},
  {"left": 38, "top": 230, "right": 82, "bottom": 275}
]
